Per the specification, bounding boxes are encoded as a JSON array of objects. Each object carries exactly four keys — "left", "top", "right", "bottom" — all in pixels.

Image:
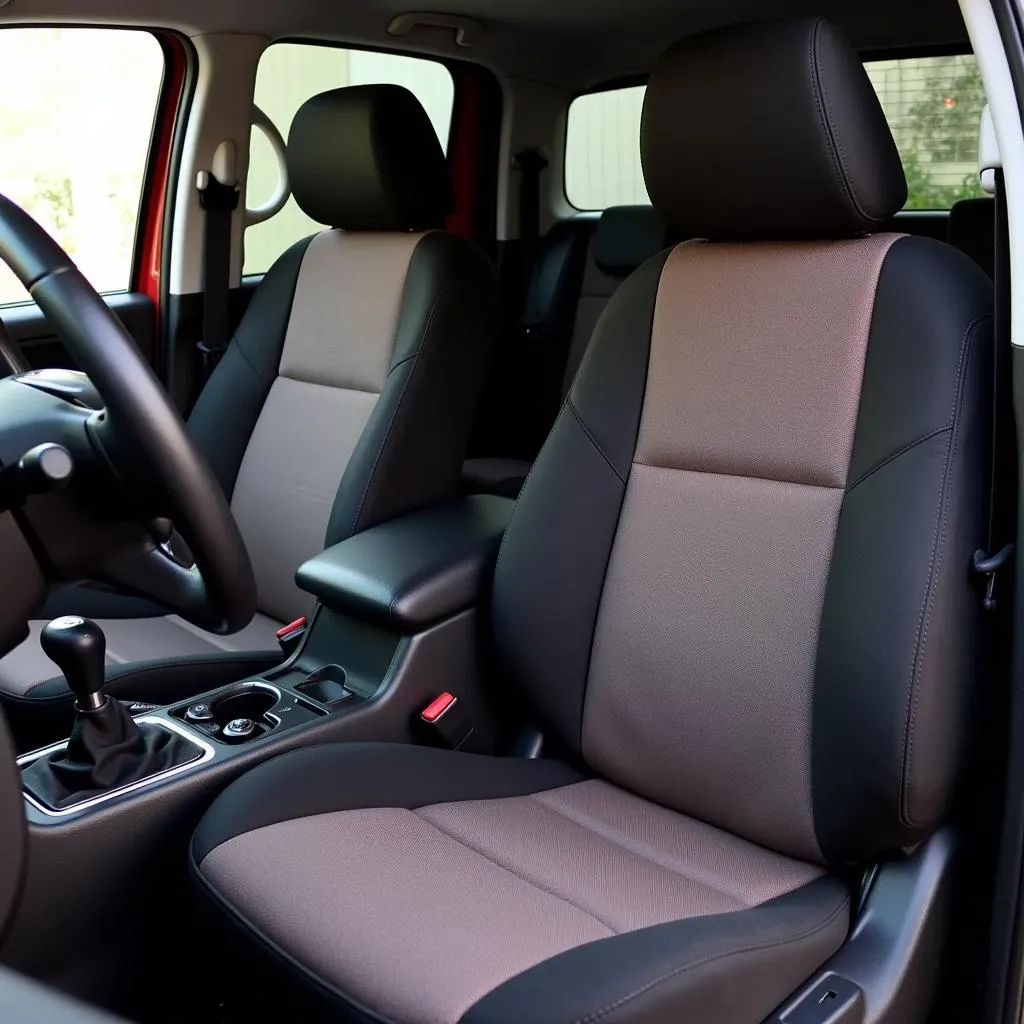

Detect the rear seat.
[
  {"left": 464, "top": 204, "right": 669, "bottom": 498},
  {"left": 948, "top": 196, "right": 994, "bottom": 279}
]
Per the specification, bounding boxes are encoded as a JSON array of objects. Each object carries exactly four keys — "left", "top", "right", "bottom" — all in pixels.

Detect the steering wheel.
[{"left": 0, "top": 194, "right": 256, "bottom": 649}]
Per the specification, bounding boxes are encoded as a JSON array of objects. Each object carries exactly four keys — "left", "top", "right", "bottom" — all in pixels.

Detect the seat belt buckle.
[
  {"left": 276, "top": 616, "right": 308, "bottom": 657},
  {"left": 972, "top": 544, "right": 1014, "bottom": 611},
  {"left": 196, "top": 338, "right": 229, "bottom": 368},
  {"left": 419, "top": 692, "right": 475, "bottom": 750}
]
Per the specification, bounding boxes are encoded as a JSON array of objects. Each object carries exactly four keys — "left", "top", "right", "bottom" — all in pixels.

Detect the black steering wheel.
[{"left": 0, "top": 194, "right": 256, "bottom": 646}]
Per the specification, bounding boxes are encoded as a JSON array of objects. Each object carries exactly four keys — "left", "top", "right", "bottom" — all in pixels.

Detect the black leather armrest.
[{"left": 295, "top": 496, "right": 514, "bottom": 632}]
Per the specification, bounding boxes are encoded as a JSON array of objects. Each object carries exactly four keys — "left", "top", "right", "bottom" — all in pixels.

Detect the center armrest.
[{"left": 295, "top": 495, "right": 515, "bottom": 633}]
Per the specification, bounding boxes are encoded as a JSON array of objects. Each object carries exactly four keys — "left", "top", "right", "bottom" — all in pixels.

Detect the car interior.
[{"left": 0, "top": 0, "right": 1022, "bottom": 1022}]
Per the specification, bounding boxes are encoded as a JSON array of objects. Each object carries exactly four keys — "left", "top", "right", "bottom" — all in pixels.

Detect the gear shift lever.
[
  {"left": 40, "top": 616, "right": 108, "bottom": 713},
  {"left": 21, "top": 617, "right": 197, "bottom": 810}
]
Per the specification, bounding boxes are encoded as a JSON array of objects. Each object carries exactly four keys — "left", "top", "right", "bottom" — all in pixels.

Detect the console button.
[
  {"left": 223, "top": 717, "right": 257, "bottom": 739},
  {"left": 185, "top": 703, "right": 215, "bottom": 723}
]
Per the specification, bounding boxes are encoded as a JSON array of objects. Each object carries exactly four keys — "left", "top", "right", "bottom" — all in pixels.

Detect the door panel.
[{"left": 2, "top": 293, "right": 158, "bottom": 372}]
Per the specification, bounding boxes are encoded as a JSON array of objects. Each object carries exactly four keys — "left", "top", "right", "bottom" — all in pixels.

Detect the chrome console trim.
[{"left": 18, "top": 716, "right": 215, "bottom": 818}]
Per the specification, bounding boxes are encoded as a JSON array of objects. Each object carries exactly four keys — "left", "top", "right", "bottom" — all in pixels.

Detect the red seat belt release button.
[
  {"left": 275, "top": 616, "right": 308, "bottom": 656},
  {"left": 420, "top": 692, "right": 474, "bottom": 749}
]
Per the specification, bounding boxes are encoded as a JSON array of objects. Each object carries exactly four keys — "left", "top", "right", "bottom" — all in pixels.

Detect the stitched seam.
[
  {"left": 899, "top": 316, "right": 983, "bottom": 827},
  {"left": 492, "top": 251, "right": 669, "bottom": 589},
  {"left": 348, "top": 284, "right": 447, "bottom": 536},
  {"left": 571, "top": 895, "right": 850, "bottom": 1024},
  {"left": 278, "top": 372, "right": 381, "bottom": 396},
  {"left": 568, "top": 399, "right": 626, "bottom": 484},
  {"left": 845, "top": 427, "right": 952, "bottom": 494},
  {"left": 492, "top": 398, "right": 577, "bottom": 584},
  {"left": 234, "top": 235, "right": 316, "bottom": 387},
  {"left": 632, "top": 458, "right": 843, "bottom": 491},
  {"left": 412, "top": 809, "right": 619, "bottom": 935},
  {"left": 806, "top": 20, "right": 862, "bottom": 227},
  {"left": 528, "top": 794, "right": 752, "bottom": 908}
]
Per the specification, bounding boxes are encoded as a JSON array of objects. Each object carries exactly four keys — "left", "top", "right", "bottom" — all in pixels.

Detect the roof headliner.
[{"left": 1, "top": 0, "right": 968, "bottom": 88}]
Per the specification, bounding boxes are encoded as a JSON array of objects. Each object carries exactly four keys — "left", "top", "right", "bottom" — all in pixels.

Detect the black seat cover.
[{"left": 192, "top": 19, "right": 993, "bottom": 1024}]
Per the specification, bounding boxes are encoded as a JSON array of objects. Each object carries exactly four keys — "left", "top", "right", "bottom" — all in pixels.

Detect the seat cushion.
[
  {"left": 0, "top": 612, "right": 282, "bottom": 699},
  {"left": 192, "top": 743, "right": 850, "bottom": 1024}
]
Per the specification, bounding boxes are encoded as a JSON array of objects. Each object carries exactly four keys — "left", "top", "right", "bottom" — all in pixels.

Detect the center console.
[{"left": 1, "top": 495, "right": 514, "bottom": 1013}]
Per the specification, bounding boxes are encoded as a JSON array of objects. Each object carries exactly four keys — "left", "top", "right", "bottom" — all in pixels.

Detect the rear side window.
[
  {"left": 0, "top": 28, "right": 164, "bottom": 304},
  {"left": 564, "top": 85, "right": 648, "bottom": 211},
  {"left": 865, "top": 54, "right": 987, "bottom": 210},
  {"left": 564, "top": 53, "right": 986, "bottom": 212},
  {"left": 244, "top": 43, "right": 455, "bottom": 276}
]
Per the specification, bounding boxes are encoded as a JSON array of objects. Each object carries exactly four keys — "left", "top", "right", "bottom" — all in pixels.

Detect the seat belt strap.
[
  {"left": 512, "top": 148, "right": 549, "bottom": 287},
  {"left": 973, "top": 168, "right": 1016, "bottom": 611},
  {"left": 195, "top": 169, "right": 240, "bottom": 382}
]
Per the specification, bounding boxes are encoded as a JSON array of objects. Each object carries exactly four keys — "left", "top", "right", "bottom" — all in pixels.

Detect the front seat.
[
  {"left": 191, "top": 19, "right": 994, "bottom": 1024},
  {"left": 0, "top": 85, "right": 497, "bottom": 710}
]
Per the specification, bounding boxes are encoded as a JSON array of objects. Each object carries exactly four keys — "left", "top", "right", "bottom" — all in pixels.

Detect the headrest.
[
  {"left": 592, "top": 205, "right": 671, "bottom": 277},
  {"left": 287, "top": 84, "right": 453, "bottom": 231},
  {"left": 641, "top": 18, "right": 907, "bottom": 240}
]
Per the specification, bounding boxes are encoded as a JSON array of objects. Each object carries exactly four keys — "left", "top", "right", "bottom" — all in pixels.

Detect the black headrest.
[
  {"left": 592, "top": 206, "right": 671, "bottom": 277},
  {"left": 641, "top": 18, "right": 907, "bottom": 240},
  {"left": 287, "top": 84, "right": 453, "bottom": 231}
]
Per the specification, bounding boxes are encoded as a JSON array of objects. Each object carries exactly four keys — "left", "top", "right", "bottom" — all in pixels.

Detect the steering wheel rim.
[{"left": 0, "top": 193, "right": 256, "bottom": 634}]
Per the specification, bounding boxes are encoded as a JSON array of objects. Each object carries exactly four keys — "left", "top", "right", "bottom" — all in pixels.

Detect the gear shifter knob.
[{"left": 40, "top": 616, "right": 107, "bottom": 712}]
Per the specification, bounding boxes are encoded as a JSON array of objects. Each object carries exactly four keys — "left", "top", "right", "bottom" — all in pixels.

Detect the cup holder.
[
  {"left": 212, "top": 686, "right": 278, "bottom": 725},
  {"left": 186, "top": 681, "right": 282, "bottom": 743}
]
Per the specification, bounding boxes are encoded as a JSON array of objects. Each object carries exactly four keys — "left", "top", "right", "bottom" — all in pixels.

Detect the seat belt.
[
  {"left": 195, "top": 156, "right": 240, "bottom": 385},
  {"left": 512, "top": 148, "right": 549, "bottom": 291},
  {"left": 973, "top": 168, "right": 1016, "bottom": 611}
]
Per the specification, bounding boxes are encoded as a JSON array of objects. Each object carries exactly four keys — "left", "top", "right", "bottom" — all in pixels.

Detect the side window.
[
  {"left": 564, "top": 85, "right": 649, "bottom": 211},
  {"left": 0, "top": 28, "right": 164, "bottom": 304},
  {"left": 865, "top": 54, "right": 987, "bottom": 210},
  {"left": 244, "top": 44, "right": 455, "bottom": 277}
]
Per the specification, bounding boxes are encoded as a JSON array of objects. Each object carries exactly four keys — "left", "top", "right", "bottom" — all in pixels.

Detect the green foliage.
[
  {"left": 902, "top": 152, "right": 982, "bottom": 210},
  {"left": 897, "top": 57, "right": 987, "bottom": 210},
  {"left": 33, "top": 175, "right": 74, "bottom": 231}
]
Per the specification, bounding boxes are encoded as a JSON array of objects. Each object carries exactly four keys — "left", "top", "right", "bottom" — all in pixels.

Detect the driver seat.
[
  {"left": 191, "top": 19, "right": 994, "bottom": 1024},
  {"left": 0, "top": 85, "right": 497, "bottom": 711}
]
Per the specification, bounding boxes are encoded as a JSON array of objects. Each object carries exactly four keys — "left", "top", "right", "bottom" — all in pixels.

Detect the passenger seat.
[{"left": 464, "top": 205, "right": 669, "bottom": 497}]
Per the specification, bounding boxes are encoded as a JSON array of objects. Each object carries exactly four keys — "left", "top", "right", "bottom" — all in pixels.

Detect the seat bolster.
[
  {"left": 192, "top": 743, "right": 585, "bottom": 864},
  {"left": 325, "top": 233, "right": 500, "bottom": 544},
  {"left": 462, "top": 876, "right": 850, "bottom": 1024},
  {"left": 187, "top": 235, "right": 315, "bottom": 499}
]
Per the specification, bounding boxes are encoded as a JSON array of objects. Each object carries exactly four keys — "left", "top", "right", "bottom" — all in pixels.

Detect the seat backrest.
[
  {"left": 187, "top": 86, "right": 498, "bottom": 622},
  {"left": 949, "top": 197, "right": 995, "bottom": 279},
  {"left": 492, "top": 17, "right": 994, "bottom": 867}
]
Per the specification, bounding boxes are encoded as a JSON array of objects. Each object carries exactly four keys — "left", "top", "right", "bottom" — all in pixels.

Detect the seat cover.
[
  {"left": 193, "top": 19, "right": 993, "bottom": 1024},
  {"left": 194, "top": 745, "right": 849, "bottom": 1024},
  {"left": 0, "top": 84, "right": 497, "bottom": 703}
]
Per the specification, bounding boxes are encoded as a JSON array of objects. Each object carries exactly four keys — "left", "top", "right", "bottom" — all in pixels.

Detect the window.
[
  {"left": 864, "top": 54, "right": 987, "bottom": 210},
  {"left": 244, "top": 44, "right": 455, "bottom": 276},
  {"left": 0, "top": 28, "right": 164, "bottom": 304},
  {"left": 565, "top": 86, "right": 648, "bottom": 211},
  {"left": 564, "top": 54, "right": 987, "bottom": 212}
]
